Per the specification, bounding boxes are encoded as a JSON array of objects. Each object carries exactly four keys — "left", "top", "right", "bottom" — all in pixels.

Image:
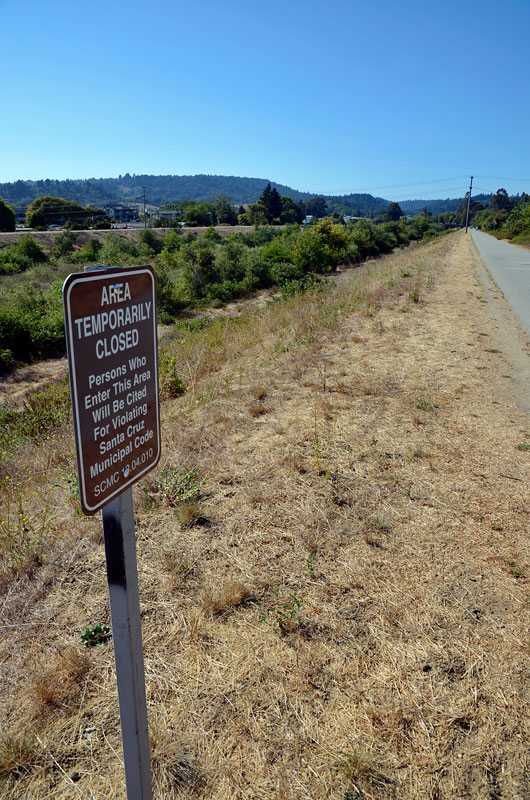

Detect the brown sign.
[{"left": 63, "top": 266, "right": 160, "bottom": 515}]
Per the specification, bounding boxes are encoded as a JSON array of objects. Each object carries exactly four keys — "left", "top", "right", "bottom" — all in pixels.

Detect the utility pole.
[
  {"left": 141, "top": 187, "right": 147, "bottom": 228},
  {"left": 465, "top": 175, "right": 473, "bottom": 233}
]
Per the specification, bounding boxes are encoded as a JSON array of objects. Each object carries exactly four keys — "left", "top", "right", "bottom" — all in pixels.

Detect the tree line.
[
  {"left": 463, "top": 188, "right": 530, "bottom": 242},
  {"left": 0, "top": 209, "right": 448, "bottom": 373}
]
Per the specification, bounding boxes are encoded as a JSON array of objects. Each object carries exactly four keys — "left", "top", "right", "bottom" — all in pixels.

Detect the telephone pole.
[
  {"left": 465, "top": 176, "right": 473, "bottom": 233},
  {"left": 141, "top": 187, "right": 147, "bottom": 228}
]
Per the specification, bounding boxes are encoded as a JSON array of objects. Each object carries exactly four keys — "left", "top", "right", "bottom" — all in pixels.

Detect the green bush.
[
  {"left": 51, "top": 230, "right": 76, "bottom": 259},
  {"left": 0, "top": 246, "right": 32, "bottom": 275},
  {"left": 179, "top": 239, "right": 218, "bottom": 298},
  {"left": 97, "top": 232, "right": 140, "bottom": 265},
  {"left": 202, "top": 226, "right": 222, "bottom": 243},
  {"left": 262, "top": 237, "right": 295, "bottom": 264},
  {"left": 292, "top": 229, "right": 330, "bottom": 273},
  {"left": 243, "top": 248, "right": 272, "bottom": 290},
  {"left": 269, "top": 261, "right": 304, "bottom": 286},
  {"left": 163, "top": 230, "right": 182, "bottom": 253},
  {"left": 153, "top": 264, "right": 185, "bottom": 322},
  {"left": 215, "top": 239, "right": 246, "bottom": 283},
  {"left": 68, "top": 237, "right": 102, "bottom": 264},
  {"left": 0, "top": 281, "right": 65, "bottom": 372},
  {"left": 17, "top": 235, "right": 48, "bottom": 263},
  {"left": 138, "top": 228, "right": 163, "bottom": 254}
]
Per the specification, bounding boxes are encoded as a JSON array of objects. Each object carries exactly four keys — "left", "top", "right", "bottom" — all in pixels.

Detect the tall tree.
[
  {"left": 25, "top": 195, "right": 107, "bottom": 229},
  {"left": 259, "top": 183, "right": 283, "bottom": 223},
  {"left": 303, "top": 197, "right": 328, "bottom": 219},
  {"left": 384, "top": 202, "right": 403, "bottom": 221},
  {"left": 279, "top": 196, "right": 303, "bottom": 224},
  {"left": 0, "top": 197, "right": 15, "bottom": 231},
  {"left": 215, "top": 194, "right": 237, "bottom": 225},
  {"left": 489, "top": 188, "right": 513, "bottom": 213}
]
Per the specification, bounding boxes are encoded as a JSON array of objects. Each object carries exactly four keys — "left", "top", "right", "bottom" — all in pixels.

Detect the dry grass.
[{"left": 2, "top": 231, "right": 530, "bottom": 798}]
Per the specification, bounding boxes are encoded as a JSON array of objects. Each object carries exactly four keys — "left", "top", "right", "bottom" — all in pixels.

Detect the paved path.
[{"left": 471, "top": 229, "right": 530, "bottom": 336}]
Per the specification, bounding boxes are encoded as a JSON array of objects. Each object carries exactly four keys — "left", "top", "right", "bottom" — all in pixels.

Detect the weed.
[
  {"left": 0, "top": 379, "right": 71, "bottom": 454},
  {"left": 0, "top": 732, "right": 41, "bottom": 782},
  {"left": 516, "top": 443, "right": 530, "bottom": 451},
  {"left": 157, "top": 466, "right": 202, "bottom": 507},
  {"left": 80, "top": 624, "right": 112, "bottom": 647},
  {"left": 370, "top": 435, "right": 378, "bottom": 447},
  {"left": 0, "top": 479, "right": 49, "bottom": 573},
  {"left": 486, "top": 348, "right": 502, "bottom": 353},
  {"left": 408, "top": 287, "right": 420, "bottom": 303},
  {"left": 142, "top": 485, "right": 153, "bottom": 510},
  {"left": 32, "top": 647, "right": 91, "bottom": 713},
  {"left": 249, "top": 402, "right": 266, "bottom": 417},
  {"left": 259, "top": 584, "right": 304, "bottom": 631},
  {"left": 416, "top": 397, "right": 438, "bottom": 412},
  {"left": 159, "top": 353, "right": 187, "bottom": 400},
  {"left": 400, "top": 270, "right": 412, "bottom": 278},
  {"left": 506, "top": 560, "right": 525, "bottom": 579},
  {"left": 54, "top": 468, "right": 82, "bottom": 516},
  {"left": 201, "top": 580, "right": 252, "bottom": 617},
  {"left": 311, "top": 403, "right": 327, "bottom": 473},
  {"left": 177, "top": 500, "right": 203, "bottom": 527},
  {"left": 306, "top": 551, "right": 315, "bottom": 574},
  {"left": 335, "top": 748, "right": 391, "bottom": 793},
  {"left": 491, "top": 522, "right": 503, "bottom": 531}
]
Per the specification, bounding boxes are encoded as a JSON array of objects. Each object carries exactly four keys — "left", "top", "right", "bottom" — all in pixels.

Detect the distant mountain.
[
  {"left": 0, "top": 175, "right": 314, "bottom": 209},
  {"left": 399, "top": 194, "right": 494, "bottom": 215},
  {"left": 0, "top": 173, "right": 493, "bottom": 216}
]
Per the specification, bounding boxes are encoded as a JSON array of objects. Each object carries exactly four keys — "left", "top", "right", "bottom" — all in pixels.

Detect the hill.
[
  {"left": 0, "top": 175, "right": 313, "bottom": 209},
  {"left": 0, "top": 174, "right": 476, "bottom": 216}
]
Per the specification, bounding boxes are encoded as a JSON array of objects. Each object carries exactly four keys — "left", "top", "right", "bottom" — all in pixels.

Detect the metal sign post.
[
  {"left": 63, "top": 265, "right": 161, "bottom": 799},
  {"left": 102, "top": 489, "right": 152, "bottom": 800}
]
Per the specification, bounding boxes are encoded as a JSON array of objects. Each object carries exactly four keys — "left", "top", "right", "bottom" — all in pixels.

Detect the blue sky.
[{"left": 2, "top": 0, "right": 530, "bottom": 200}]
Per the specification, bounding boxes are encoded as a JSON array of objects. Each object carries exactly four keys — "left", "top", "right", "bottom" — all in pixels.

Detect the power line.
[
  {"left": 475, "top": 175, "right": 530, "bottom": 183},
  {"left": 316, "top": 176, "right": 470, "bottom": 194}
]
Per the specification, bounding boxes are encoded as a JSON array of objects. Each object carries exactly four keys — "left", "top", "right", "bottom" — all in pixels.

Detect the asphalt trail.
[{"left": 471, "top": 229, "right": 530, "bottom": 336}]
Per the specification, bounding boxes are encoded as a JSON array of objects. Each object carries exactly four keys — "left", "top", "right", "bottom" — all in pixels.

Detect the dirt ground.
[{"left": 2, "top": 231, "right": 530, "bottom": 799}]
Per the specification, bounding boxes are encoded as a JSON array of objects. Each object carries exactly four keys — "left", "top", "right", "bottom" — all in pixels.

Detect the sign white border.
[{"left": 64, "top": 266, "right": 160, "bottom": 514}]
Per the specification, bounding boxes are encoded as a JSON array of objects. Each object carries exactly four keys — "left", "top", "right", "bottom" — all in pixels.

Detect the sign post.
[{"left": 63, "top": 265, "right": 161, "bottom": 799}]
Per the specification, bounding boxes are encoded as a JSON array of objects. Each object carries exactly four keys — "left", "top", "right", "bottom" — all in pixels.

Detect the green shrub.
[
  {"left": 0, "top": 246, "right": 32, "bottom": 275},
  {"left": 215, "top": 239, "right": 246, "bottom": 283},
  {"left": 262, "top": 238, "right": 294, "bottom": 264},
  {"left": 269, "top": 261, "right": 304, "bottom": 286},
  {"left": 163, "top": 229, "right": 182, "bottom": 252},
  {"left": 0, "top": 281, "right": 65, "bottom": 372},
  {"left": 243, "top": 248, "right": 272, "bottom": 290},
  {"left": 202, "top": 226, "right": 222, "bottom": 243},
  {"left": 68, "top": 237, "right": 102, "bottom": 263},
  {"left": 16, "top": 235, "right": 47, "bottom": 263},
  {"left": 153, "top": 264, "right": 184, "bottom": 320},
  {"left": 138, "top": 228, "right": 163, "bottom": 254},
  {"left": 51, "top": 229, "right": 76, "bottom": 259},
  {"left": 159, "top": 354, "right": 187, "bottom": 399}
]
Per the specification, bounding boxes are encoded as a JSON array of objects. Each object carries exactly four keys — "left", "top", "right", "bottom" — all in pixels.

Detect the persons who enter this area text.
[{"left": 70, "top": 278, "right": 157, "bottom": 497}]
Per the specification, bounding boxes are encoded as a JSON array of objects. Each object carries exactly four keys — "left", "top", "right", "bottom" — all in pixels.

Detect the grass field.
[{"left": 1, "top": 231, "right": 530, "bottom": 799}]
